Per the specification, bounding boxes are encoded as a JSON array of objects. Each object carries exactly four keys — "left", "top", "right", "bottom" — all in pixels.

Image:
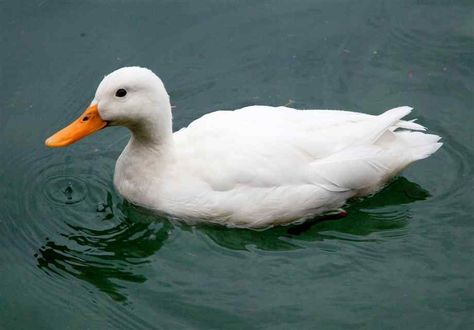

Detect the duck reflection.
[
  {"left": 35, "top": 177, "right": 429, "bottom": 301},
  {"left": 36, "top": 199, "right": 172, "bottom": 302}
]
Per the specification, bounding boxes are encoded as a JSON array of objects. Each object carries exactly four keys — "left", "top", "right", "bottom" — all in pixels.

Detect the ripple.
[
  {"left": 1, "top": 147, "right": 135, "bottom": 307},
  {"left": 419, "top": 125, "right": 474, "bottom": 209},
  {"left": 2, "top": 145, "right": 175, "bottom": 330},
  {"left": 44, "top": 176, "right": 88, "bottom": 205},
  {"left": 34, "top": 199, "right": 173, "bottom": 299}
]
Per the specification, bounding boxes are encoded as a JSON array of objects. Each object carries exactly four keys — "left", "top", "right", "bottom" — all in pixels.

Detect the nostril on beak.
[{"left": 82, "top": 116, "right": 90, "bottom": 121}]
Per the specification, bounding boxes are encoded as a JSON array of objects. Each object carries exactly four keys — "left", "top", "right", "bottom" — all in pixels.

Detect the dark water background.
[{"left": 1, "top": 0, "right": 473, "bottom": 329}]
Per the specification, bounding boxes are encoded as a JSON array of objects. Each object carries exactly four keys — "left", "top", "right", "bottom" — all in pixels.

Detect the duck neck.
[
  {"left": 115, "top": 114, "right": 174, "bottom": 206},
  {"left": 128, "top": 121, "right": 172, "bottom": 149},
  {"left": 126, "top": 103, "right": 174, "bottom": 153}
]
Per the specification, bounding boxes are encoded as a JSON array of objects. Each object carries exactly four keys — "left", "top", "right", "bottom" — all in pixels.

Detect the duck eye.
[{"left": 115, "top": 89, "right": 127, "bottom": 97}]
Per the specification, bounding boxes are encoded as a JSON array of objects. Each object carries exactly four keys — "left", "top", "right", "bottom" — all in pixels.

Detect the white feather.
[{"left": 87, "top": 67, "right": 443, "bottom": 228}]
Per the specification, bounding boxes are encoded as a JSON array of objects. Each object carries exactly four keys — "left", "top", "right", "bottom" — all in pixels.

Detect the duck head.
[{"left": 45, "top": 66, "right": 172, "bottom": 147}]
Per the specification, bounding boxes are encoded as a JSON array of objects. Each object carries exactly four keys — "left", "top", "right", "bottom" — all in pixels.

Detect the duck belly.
[{"left": 150, "top": 182, "right": 353, "bottom": 229}]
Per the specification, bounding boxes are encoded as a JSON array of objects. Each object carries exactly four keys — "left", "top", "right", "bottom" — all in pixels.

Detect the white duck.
[{"left": 46, "top": 67, "right": 442, "bottom": 228}]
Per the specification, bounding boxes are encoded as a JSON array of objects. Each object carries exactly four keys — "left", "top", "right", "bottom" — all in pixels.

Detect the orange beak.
[{"left": 45, "top": 104, "right": 108, "bottom": 148}]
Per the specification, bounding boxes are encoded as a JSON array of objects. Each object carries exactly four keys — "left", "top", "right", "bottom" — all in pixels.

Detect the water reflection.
[
  {"left": 36, "top": 201, "right": 172, "bottom": 302},
  {"left": 35, "top": 176, "right": 428, "bottom": 301}
]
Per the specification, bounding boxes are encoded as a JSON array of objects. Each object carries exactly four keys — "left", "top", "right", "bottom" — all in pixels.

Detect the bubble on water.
[
  {"left": 44, "top": 176, "right": 87, "bottom": 205},
  {"left": 96, "top": 203, "right": 106, "bottom": 212},
  {"left": 63, "top": 182, "right": 74, "bottom": 202}
]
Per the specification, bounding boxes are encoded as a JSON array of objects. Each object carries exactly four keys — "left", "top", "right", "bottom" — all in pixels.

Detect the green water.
[{"left": 1, "top": 0, "right": 473, "bottom": 329}]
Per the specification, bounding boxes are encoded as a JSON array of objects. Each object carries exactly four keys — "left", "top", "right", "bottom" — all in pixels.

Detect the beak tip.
[
  {"left": 45, "top": 137, "right": 53, "bottom": 147},
  {"left": 45, "top": 136, "right": 61, "bottom": 148}
]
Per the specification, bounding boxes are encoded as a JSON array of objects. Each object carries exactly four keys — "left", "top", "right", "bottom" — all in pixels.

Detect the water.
[{"left": 1, "top": 0, "right": 473, "bottom": 328}]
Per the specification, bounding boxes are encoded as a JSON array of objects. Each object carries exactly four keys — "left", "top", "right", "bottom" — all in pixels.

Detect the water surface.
[{"left": 1, "top": 0, "right": 473, "bottom": 329}]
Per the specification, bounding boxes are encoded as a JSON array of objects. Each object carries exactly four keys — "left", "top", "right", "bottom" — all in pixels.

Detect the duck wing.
[{"left": 173, "top": 106, "right": 439, "bottom": 193}]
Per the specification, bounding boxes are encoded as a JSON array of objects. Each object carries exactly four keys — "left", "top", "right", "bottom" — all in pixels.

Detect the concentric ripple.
[
  {"left": 44, "top": 176, "right": 88, "bottom": 205},
  {"left": 2, "top": 147, "right": 161, "bottom": 324}
]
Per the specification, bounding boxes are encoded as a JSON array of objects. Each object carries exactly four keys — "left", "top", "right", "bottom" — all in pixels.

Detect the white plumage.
[{"left": 71, "top": 67, "right": 443, "bottom": 228}]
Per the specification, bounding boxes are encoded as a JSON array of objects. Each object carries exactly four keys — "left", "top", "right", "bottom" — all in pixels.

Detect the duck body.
[
  {"left": 113, "top": 104, "right": 441, "bottom": 229},
  {"left": 46, "top": 67, "right": 442, "bottom": 229}
]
